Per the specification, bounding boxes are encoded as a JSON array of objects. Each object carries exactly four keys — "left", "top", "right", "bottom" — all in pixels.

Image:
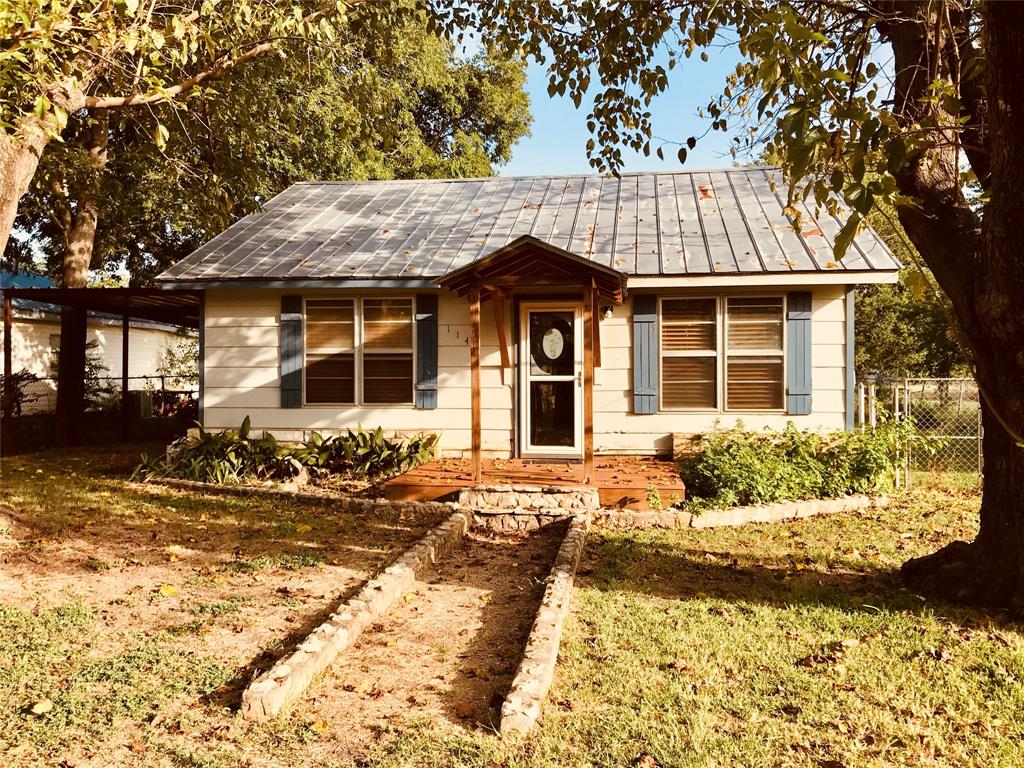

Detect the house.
[
  {"left": 156, "top": 168, "right": 899, "bottom": 481},
  {"left": 1, "top": 269, "right": 192, "bottom": 414}
]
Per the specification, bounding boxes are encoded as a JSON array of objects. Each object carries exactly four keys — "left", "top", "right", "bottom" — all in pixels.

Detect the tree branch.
[{"left": 81, "top": 2, "right": 360, "bottom": 111}]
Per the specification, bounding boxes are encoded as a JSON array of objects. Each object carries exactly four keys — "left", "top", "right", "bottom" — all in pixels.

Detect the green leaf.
[
  {"left": 833, "top": 213, "right": 862, "bottom": 260},
  {"left": 153, "top": 122, "right": 170, "bottom": 150}
]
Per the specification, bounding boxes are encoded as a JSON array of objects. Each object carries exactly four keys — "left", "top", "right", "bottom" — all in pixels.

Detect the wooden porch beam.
[
  {"left": 469, "top": 286, "right": 482, "bottom": 483},
  {"left": 582, "top": 283, "right": 595, "bottom": 484},
  {"left": 491, "top": 289, "right": 511, "bottom": 376},
  {"left": 592, "top": 284, "right": 602, "bottom": 369}
]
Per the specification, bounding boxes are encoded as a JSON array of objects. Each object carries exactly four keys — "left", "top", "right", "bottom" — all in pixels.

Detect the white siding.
[{"left": 201, "top": 284, "right": 850, "bottom": 456}]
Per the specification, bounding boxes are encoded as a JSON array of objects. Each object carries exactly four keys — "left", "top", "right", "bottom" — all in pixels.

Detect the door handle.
[{"left": 576, "top": 371, "right": 582, "bottom": 387}]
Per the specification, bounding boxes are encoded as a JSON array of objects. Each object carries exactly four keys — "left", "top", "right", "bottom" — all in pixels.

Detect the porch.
[{"left": 382, "top": 456, "right": 686, "bottom": 510}]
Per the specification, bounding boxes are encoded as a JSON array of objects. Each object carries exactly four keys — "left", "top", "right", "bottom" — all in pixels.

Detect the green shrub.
[
  {"left": 291, "top": 427, "right": 437, "bottom": 478},
  {"left": 134, "top": 419, "right": 437, "bottom": 485},
  {"left": 678, "top": 420, "right": 940, "bottom": 510},
  {"left": 134, "top": 416, "right": 295, "bottom": 484}
]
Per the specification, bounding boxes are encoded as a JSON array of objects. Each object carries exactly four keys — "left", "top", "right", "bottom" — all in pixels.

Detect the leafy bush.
[
  {"left": 678, "top": 420, "right": 939, "bottom": 510},
  {"left": 135, "top": 418, "right": 437, "bottom": 485},
  {"left": 134, "top": 417, "right": 295, "bottom": 484},
  {"left": 292, "top": 428, "right": 437, "bottom": 478}
]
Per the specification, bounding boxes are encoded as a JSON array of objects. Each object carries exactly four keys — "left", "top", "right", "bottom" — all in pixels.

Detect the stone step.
[{"left": 458, "top": 484, "right": 600, "bottom": 512}]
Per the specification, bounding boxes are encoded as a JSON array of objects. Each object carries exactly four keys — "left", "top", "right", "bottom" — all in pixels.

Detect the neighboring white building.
[
  {"left": 156, "top": 169, "right": 899, "bottom": 463},
  {"left": 1, "top": 270, "right": 190, "bottom": 414}
]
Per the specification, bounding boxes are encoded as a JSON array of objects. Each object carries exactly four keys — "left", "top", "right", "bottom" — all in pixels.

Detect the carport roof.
[{"left": 0, "top": 287, "right": 202, "bottom": 328}]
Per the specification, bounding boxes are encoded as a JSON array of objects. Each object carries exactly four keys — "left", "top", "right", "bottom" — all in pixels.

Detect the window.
[
  {"left": 305, "top": 299, "right": 356, "bottom": 404},
  {"left": 660, "top": 298, "right": 718, "bottom": 409},
  {"left": 725, "top": 297, "right": 784, "bottom": 410},
  {"left": 361, "top": 298, "right": 414, "bottom": 404},
  {"left": 659, "top": 295, "right": 786, "bottom": 412},
  {"left": 303, "top": 297, "right": 414, "bottom": 405}
]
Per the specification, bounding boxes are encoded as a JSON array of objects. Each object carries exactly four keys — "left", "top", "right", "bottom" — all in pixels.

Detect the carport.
[{"left": 1, "top": 287, "right": 202, "bottom": 444}]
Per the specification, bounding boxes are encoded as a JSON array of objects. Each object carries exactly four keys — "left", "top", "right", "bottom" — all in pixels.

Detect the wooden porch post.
[
  {"left": 2, "top": 293, "right": 12, "bottom": 419},
  {"left": 469, "top": 286, "right": 482, "bottom": 483},
  {"left": 120, "top": 314, "right": 130, "bottom": 441},
  {"left": 582, "top": 283, "right": 595, "bottom": 484}
]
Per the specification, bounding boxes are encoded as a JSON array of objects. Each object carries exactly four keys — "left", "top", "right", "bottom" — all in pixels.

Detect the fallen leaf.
[
  {"left": 295, "top": 524, "right": 312, "bottom": 534},
  {"left": 310, "top": 719, "right": 329, "bottom": 735},
  {"left": 30, "top": 699, "right": 53, "bottom": 715},
  {"left": 157, "top": 584, "right": 178, "bottom": 597},
  {"left": 455, "top": 702, "right": 474, "bottom": 719},
  {"left": 635, "top": 755, "right": 657, "bottom": 768}
]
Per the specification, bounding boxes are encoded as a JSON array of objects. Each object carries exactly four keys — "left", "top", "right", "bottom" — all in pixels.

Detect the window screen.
[
  {"left": 661, "top": 298, "right": 718, "bottom": 409},
  {"left": 361, "top": 298, "right": 413, "bottom": 404},
  {"left": 304, "top": 299, "right": 355, "bottom": 404},
  {"left": 725, "top": 297, "right": 784, "bottom": 410}
]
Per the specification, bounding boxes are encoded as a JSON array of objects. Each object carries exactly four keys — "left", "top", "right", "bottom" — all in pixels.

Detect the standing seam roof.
[{"left": 157, "top": 168, "right": 900, "bottom": 283}]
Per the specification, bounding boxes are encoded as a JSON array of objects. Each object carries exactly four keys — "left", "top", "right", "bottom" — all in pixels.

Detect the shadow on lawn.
[{"left": 580, "top": 537, "right": 1015, "bottom": 626}]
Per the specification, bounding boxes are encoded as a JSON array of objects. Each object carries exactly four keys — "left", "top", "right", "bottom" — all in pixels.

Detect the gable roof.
[
  {"left": 156, "top": 167, "right": 900, "bottom": 286},
  {"left": 437, "top": 235, "right": 627, "bottom": 303}
]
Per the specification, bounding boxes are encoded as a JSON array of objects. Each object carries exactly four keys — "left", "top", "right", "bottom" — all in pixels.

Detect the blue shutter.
[
  {"left": 415, "top": 294, "right": 438, "bottom": 409},
  {"left": 632, "top": 294, "right": 659, "bottom": 414},
  {"left": 786, "top": 291, "right": 812, "bottom": 415},
  {"left": 280, "top": 295, "right": 302, "bottom": 408}
]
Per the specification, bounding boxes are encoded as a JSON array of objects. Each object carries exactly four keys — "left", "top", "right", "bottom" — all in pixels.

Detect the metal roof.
[
  {"left": 2, "top": 287, "right": 203, "bottom": 328},
  {"left": 157, "top": 167, "right": 900, "bottom": 285}
]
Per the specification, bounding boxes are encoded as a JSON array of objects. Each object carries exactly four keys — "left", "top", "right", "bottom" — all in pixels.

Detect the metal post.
[
  {"left": 121, "top": 314, "right": 130, "bottom": 441},
  {"left": 857, "top": 382, "right": 866, "bottom": 431},
  {"left": 2, "top": 293, "right": 12, "bottom": 419}
]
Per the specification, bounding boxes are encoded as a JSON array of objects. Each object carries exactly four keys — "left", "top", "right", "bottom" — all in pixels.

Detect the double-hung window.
[
  {"left": 659, "top": 295, "right": 785, "bottom": 411},
  {"left": 660, "top": 298, "right": 719, "bottom": 409},
  {"left": 724, "top": 297, "right": 784, "bottom": 410},
  {"left": 303, "top": 297, "right": 414, "bottom": 405}
]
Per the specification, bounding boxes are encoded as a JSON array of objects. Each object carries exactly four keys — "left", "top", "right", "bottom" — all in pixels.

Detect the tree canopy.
[{"left": 5, "top": 7, "right": 530, "bottom": 284}]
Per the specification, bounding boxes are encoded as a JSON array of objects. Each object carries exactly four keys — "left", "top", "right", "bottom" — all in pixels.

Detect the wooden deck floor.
[{"left": 382, "top": 456, "right": 685, "bottom": 510}]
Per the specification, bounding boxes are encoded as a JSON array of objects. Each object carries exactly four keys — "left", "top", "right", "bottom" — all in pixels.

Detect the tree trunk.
[
  {"left": 0, "top": 122, "right": 52, "bottom": 259},
  {"left": 61, "top": 112, "right": 109, "bottom": 288},
  {"left": 898, "top": 1, "right": 1024, "bottom": 615}
]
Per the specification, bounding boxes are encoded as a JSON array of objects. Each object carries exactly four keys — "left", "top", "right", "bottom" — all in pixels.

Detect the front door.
[{"left": 519, "top": 302, "right": 583, "bottom": 457}]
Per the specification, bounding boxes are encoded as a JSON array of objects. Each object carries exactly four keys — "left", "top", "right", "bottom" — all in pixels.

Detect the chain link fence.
[{"left": 857, "top": 377, "right": 982, "bottom": 486}]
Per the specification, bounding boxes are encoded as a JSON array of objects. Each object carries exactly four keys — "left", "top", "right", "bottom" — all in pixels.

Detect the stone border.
[
  {"left": 143, "top": 477, "right": 456, "bottom": 516},
  {"left": 473, "top": 509, "right": 573, "bottom": 532},
  {"left": 240, "top": 511, "right": 471, "bottom": 721},
  {"left": 593, "top": 494, "right": 890, "bottom": 530},
  {"left": 500, "top": 516, "right": 588, "bottom": 736}
]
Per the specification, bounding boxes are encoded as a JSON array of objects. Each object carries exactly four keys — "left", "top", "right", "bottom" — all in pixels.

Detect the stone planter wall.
[
  {"left": 240, "top": 511, "right": 471, "bottom": 721},
  {"left": 144, "top": 477, "right": 456, "bottom": 517},
  {"left": 593, "top": 494, "right": 890, "bottom": 530},
  {"left": 500, "top": 516, "right": 588, "bottom": 736}
]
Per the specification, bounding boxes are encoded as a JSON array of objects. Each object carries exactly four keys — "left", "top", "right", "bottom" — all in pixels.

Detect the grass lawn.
[{"left": 2, "top": 450, "right": 1022, "bottom": 767}]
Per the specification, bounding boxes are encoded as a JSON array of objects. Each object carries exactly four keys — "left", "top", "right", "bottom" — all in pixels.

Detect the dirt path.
[{"left": 293, "top": 522, "right": 567, "bottom": 762}]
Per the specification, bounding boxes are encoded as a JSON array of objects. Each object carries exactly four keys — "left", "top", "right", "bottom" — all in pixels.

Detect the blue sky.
[{"left": 502, "top": 52, "right": 747, "bottom": 177}]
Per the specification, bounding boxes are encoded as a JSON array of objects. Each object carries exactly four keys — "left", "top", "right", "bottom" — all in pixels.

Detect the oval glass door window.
[{"left": 529, "top": 312, "right": 574, "bottom": 376}]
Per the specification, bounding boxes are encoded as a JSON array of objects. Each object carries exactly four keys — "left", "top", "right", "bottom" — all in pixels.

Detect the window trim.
[
  {"left": 301, "top": 295, "right": 417, "bottom": 407},
  {"left": 657, "top": 293, "right": 788, "bottom": 413}
]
